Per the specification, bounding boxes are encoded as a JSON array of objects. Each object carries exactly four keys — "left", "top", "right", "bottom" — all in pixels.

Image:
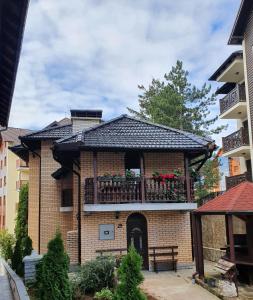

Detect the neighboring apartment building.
[
  {"left": 18, "top": 109, "right": 215, "bottom": 269},
  {"left": 0, "top": 128, "right": 30, "bottom": 233},
  {"left": 209, "top": 0, "right": 253, "bottom": 191}
]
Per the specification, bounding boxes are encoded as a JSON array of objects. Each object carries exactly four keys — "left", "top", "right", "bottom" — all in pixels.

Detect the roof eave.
[{"left": 228, "top": 0, "right": 253, "bottom": 45}]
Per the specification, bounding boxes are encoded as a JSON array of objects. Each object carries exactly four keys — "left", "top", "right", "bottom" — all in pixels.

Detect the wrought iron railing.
[
  {"left": 222, "top": 127, "right": 249, "bottom": 153},
  {"left": 226, "top": 172, "right": 252, "bottom": 190},
  {"left": 84, "top": 177, "right": 194, "bottom": 204},
  {"left": 220, "top": 84, "right": 246, "bottom": 115}
]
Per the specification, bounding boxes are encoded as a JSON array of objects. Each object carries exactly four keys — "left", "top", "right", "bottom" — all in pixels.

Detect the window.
[
  {"left": 0, "top": 178, "right": 2, "bottom": 188},
  {"left": 4, "top": 176, "right": 6, "bottom": 186},
  {"left": 61, "top": 189, "right": 73, "bottom": 207},
  {"left": 3, "top": 196, "right": 6, "bottom": 206},
  {"left": 4, "top": 157, "right": 6, "bottom": 166}
]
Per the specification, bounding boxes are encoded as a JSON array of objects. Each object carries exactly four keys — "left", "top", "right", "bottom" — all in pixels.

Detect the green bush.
[
  {"left": 114, "top": 246, "right": 147, "bottom": 300},
  {"left": 72, "top": 256, "right": 115, "bottom": 295},
  {"left": 94, "top": 288, "right": 114, "bottom": 300},
  {"left": 0, "top": 229, "right": 15, "bottom": 260},
  {"left": 36, "top": 231, "right": 72, "bottom": 300}
]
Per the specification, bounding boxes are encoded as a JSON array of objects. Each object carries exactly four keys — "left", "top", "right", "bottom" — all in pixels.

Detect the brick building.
[{"left": 19, "top": 110, "right": 215, "bottom": 269}]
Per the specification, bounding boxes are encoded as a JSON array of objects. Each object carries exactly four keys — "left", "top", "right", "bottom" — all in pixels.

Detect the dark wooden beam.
[
  {"left": 184, "top": 155, "right": 192, "bottom": 202},
  {"left": 140, "top": 153, "right": 145, "bottom": 203},
  {"left": 227, "top": 215, "right": 235, "bottom": 262},
  {"left": 191, "top": 213, "right": 199, "bottom": 272},
  {"left": 246, "top": 216, "right": 253, "bottom": 260},
  {"left": 225, "top": 215, "right": 230, "bottom": 246},
  {"left": 93, "top": 151, "right": 98, "bottom": 204},
  {"left": 196, "top": 214, "right": 204, "bottom": 278}
]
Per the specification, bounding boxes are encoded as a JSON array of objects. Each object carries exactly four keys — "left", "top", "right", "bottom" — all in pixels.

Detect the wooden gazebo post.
[
  {"left": 227, "top": 214, "right": 235, "bottom": 262},
  {"left": 192, "top": 213, "right": 204, "bottom": 279},
  {"left": 140, "top": 153, "right": 145, "bottom": 203}
]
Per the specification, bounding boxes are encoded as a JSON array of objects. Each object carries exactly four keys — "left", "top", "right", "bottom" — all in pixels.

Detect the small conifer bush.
[
  {"left": 36, "top": 231, "right": 72, "bottom": 300},
  {"left": 113, "top": 245, "right": 147, "bottom": 300}
]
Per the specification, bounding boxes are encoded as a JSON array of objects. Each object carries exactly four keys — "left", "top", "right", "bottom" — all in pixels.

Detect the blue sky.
[{"left": 10, "top": 0, "right": 241, "bottom": 146}]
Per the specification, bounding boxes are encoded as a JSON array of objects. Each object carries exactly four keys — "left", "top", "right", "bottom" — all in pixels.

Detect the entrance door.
[{"left": 127, "top": 213, "right": 148, "bottom": 269}]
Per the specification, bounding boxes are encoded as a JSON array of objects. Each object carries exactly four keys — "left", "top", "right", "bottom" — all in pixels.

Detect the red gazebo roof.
[{"left": 196, "top": 181, "right": 253, "bottom": 213}]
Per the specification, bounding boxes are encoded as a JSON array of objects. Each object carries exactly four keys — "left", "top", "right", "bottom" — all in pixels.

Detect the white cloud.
[{"left": 10, "top": 0, "right": 241, "bottom": 146}]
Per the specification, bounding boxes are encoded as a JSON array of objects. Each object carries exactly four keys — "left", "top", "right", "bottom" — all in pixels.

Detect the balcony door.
[
  {"left": 127, "top": 213, "right": 148, "bottom": 269},
  {"left": 125, "top": 152, "right": 141, "bottom": 177}
]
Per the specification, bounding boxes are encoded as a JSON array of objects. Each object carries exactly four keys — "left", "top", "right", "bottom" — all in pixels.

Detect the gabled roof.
[
  {"left": 56, "top": 115, "right": 213, "bottom": 152},
  {"left": 196, "top": 181, "right": 253, "bottom": 213},
  {"left": 0, "top": 0, "right": 29, "bottom": 127},
  {"left": 209, "top": 51, "right": 243, "bottom": 81},
  {"left": 20, "top": 123, "right": 72, "bottom": 141},
  {"left": 1, "top": 127, "right": 31, "bottom": 145},
  {"left": 228, "top": 0, "right": 253, "bottom": 45}
]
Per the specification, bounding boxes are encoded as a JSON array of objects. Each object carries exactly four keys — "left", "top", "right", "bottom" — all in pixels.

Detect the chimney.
[{"left": 70, "top": 109, "right": 102, "bottom": 133}]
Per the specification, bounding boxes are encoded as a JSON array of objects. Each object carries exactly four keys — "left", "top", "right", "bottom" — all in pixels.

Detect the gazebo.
[{"left": 192, "top": 181, "right": 253, "bottom": 282}]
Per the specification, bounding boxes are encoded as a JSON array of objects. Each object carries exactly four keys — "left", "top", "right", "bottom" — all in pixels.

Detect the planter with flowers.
[{"left": 151, "top": 169, "right": 185, "bottom": 202}]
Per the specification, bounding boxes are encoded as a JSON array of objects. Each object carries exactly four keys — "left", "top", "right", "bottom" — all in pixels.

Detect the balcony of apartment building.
[
  {"left": 219, "top": 83, "right": 247, "bottom": 119},
  {"left": 222, "top": 123, "right": 250, "bottom": 159}
]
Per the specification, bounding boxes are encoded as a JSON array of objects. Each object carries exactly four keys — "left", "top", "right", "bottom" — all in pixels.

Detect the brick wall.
[
  {"left": 67, "top": 230, "right": 78, "bottom": 264},
  {"left": 144, "top": 152, "right": 184, "bottom": 177},
  {"left": 80, "top": 211, "right": 192, "bottom": 266}
]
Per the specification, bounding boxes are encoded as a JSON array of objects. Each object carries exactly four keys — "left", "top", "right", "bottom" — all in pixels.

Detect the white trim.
[
  {"left": 219, "top": 102, "right": 247, "bottom": 120},
  {"left": 60, "top": 206, "right": 73, "bottom": 212},
  {"left": 222, "top": 145, "right": 251, "bottom": 158},
  {"left": 83, "top": 202, "right": 197, "bottom": 212}
]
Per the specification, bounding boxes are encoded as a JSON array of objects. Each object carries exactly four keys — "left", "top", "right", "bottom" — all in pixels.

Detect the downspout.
[
  {"left": 52, "top": 149, "right": 81, "bottom": 265},
  {"left": 21, "top": 141, "right": 42, "bottom": 254}
]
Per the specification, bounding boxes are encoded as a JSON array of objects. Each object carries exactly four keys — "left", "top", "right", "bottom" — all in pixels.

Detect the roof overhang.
[
  {"left": 0, "top": 0, "right": 29, "bottom": 127},
  {"left": 215, "top": 83, "right": 236, "bottom": 95},
  {"left": 228, "top": 0, "right": 253, "bottom": 45},
  {"left": 9, "top": 144, "right": 29, "bottom": 162},
  {"left": 209, "top": 51, "right": 244, "bottom": 82}
]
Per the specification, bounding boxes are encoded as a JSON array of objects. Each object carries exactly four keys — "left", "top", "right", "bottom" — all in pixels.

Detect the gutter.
[
  {"left": 21, "top": 141, "right": 42, "bottom": 254},
  {"left": 52, "top": 148, "right": 82, "bottom": 265}
]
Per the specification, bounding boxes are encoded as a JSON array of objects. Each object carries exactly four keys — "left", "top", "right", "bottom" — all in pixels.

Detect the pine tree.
[
  {"left": 36, "top": 231, "right": 72, "bottom": 300},
  {"left": 11, "top": 183, "right": 32, "bottom": 276},
  {"left": 128, "top": 60, "right": 226, "bottom": 136},
  {"left": 114, "top": 246, "right": 147, "bottom": 300}
]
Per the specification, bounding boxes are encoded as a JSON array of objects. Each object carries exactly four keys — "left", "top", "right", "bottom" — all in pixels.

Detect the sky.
[{"left": 10, "top": 0, "right": 242, "bottom": 147}]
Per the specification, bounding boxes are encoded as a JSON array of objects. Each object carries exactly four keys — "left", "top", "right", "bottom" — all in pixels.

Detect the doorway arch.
[{"left": 127, "top": 213, "right": 148, "bottom": 269}]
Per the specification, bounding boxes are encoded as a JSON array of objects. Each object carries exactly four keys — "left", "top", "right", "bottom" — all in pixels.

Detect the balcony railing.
[
  {"left": 222, "top": 127, "right": 249, "bottom": 153},
  {"left": 84, "top": 177, "right": 194, "bottom": 204},
  {"left": 220, "top": 84, "right": 246, "bottom": 115},
  {"left": 226, "top": 172, "right": 252, "bottom": 190}
]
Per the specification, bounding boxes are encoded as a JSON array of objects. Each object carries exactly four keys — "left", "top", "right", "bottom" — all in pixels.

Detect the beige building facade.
[{"left": 0, "top": 128, "right": 30, "bottom": 233}]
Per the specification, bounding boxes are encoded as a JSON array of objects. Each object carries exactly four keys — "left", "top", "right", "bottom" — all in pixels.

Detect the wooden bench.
[
  {"left": 96, "top": 248, "right": 127, "bottom": 256},
  {"left": 215, "top": 258, "right": 236, "bottom": 282},
  {"left": 149, "top": 246, "right": 178, "bottom": 273}
]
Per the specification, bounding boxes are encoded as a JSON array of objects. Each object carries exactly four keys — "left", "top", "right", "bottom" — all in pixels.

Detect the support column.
[
  {"left": 184, "top": 155, "right": 192, "bottom": 202},
  {"left": 246, "top": 216, "right": 253, "bottom": 260},
  {"left": 93, "top": 151, "right": 98, "bottom": 204},
  {"left": 196, "top": 214, "right": 204, "bottom": 278},
  {"left": 227, "top": 214, "right": 235, "bottom": 262},
  {"left": 140, "top": 153, "right": 145, "bottom": 203},
  {"left": 225, "top": 215, "right": 230, "bottom": 248},
  {"left": 191, "top": 213, "right": 199, "bottom": 272}
]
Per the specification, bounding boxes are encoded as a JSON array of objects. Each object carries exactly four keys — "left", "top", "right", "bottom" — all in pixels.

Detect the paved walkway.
[
  {"left": 141, "top": 268, "right": 218, "bottom": 300},
  {"left": 0, "top": 261, "right": 13, "bottom": 300}
]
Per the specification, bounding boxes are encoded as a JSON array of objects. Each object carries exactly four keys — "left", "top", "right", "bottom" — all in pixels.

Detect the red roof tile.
[{"left": 196, "top": 181, "right": 253, "bottom": 213}]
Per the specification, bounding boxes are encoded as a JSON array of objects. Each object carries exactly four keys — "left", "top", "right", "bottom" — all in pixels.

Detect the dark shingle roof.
[
  {"left": 56, "top": 115, "right": 212, "bottom": 151},
  {"left": 20, "top": 123, "right": 72, "bottom": 141}
]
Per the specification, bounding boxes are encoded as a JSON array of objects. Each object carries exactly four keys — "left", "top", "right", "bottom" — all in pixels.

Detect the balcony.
[
  {"left": 84, "top": 177, "right": 196, "bottom": 212},
  {"left": 226, "top": 172, "right": 252, "bottom": 190},
  {"left": 222, "top": 127, "right": 250, "bottom": 158},
  {"left": 220, "top": 84, "right": 247, "bottom": 119}
]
